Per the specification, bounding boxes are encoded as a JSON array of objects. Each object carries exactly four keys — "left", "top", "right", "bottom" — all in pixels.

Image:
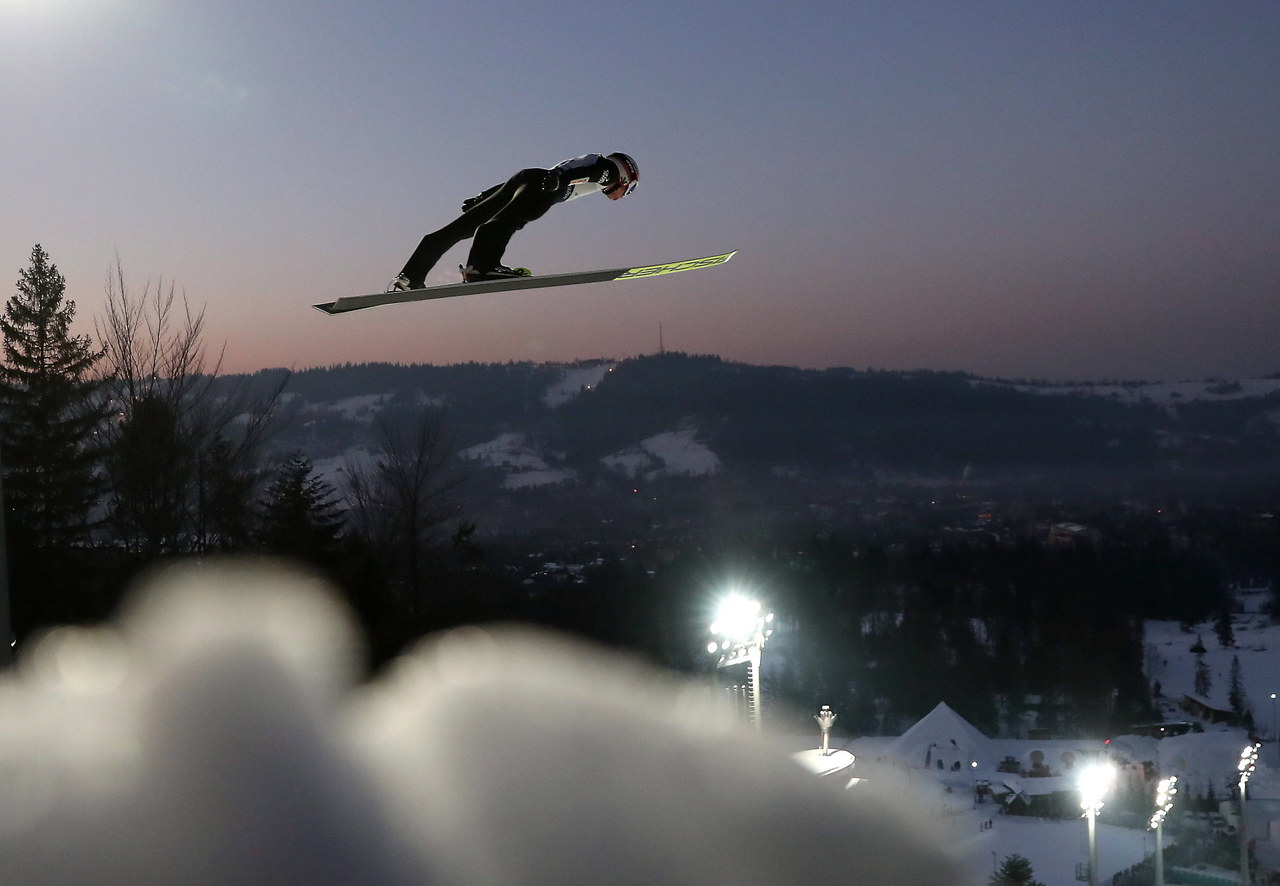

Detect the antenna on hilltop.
[{"left": 658, "top": 322, "right": 665, "bottom": 356}]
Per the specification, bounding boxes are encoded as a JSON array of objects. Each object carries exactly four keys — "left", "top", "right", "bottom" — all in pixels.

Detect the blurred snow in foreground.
[{"left": 0, "top": 562, "right": 959, "bottom": 885}]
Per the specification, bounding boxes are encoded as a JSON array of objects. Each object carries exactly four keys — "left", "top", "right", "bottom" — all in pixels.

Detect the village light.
[
  {"left": 708, "top": 594, "right": 774, "bottom": 731},
  {"left": 1150, "top": 776, "right": 1177, "bottom": 886},
  {"left": 1078, "top": 761, "right": 1115, "bottom": 886}
]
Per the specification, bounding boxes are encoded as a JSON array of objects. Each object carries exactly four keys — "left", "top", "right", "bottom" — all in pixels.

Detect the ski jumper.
[{"left": 397, "top": 154, "right": 624, "bottom": 288}]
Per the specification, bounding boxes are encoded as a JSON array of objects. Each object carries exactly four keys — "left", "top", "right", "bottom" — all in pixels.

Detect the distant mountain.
[{"left": 224, "top": 355, "right": 1280, "bottom": 535}]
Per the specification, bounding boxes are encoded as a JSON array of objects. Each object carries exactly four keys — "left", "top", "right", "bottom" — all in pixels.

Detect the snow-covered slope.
[
  {"left": 982, "top": 377, "right": 1280, "bottom": 406},
  {"left": 601, "top": 428, "right": 720, "bottom": 481},
  {"left": 542, "top": 362, "right": 616, "bottom": 407},
  {"left": 458, "top": 433, "right": 577, "bottom": 489},
  {"left": 1146, "top": 604, "right": 1280, "bottom": 739}
]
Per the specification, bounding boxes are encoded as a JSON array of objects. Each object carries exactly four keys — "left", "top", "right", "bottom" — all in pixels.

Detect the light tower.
[
  {"left": 1149, "top": 775, "right": 1177, "bottom": 886},
  {"left": 707, "top": 595, "right": 774, "bottom": 729},
  {"left": 1239, "top": 742, "right": 1260, "bottom": 884},
  {"left": 1078, "top": 761, "right": 1116, "bottom": 886}
]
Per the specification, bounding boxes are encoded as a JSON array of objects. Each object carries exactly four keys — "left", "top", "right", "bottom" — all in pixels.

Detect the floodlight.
[
  {"left": 711, "top": 595, "right": 761, "bottom": 642},
  {"left": 1078, "top": 761, "right": 1116, "bottom": 814},
  {"left": 1150, "top": 775, "right": 1177, "bottom": 830},
  {"left": 1239, "top": 742, "right": 1260, "bottom": 789},
  {"left": 1079, "top": 760, "right": 1116, "bottom": 886},
  {"left": 706, "top": 593, "right": 775, "bottom": 731}
]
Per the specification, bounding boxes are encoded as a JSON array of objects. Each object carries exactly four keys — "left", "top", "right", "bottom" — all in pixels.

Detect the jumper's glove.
[{"left": 461, "top": 184, "right": 501, "bottom": 213}]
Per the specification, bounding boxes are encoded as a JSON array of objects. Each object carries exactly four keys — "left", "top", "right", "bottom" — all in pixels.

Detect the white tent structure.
[{"left": 885, "top": 701, "right": 994, "bottom": 772}]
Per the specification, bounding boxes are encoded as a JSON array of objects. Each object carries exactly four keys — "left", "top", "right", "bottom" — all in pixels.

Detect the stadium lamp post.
[
  {"left": 1149, "top": 775, "right": 1177, "bottom": 886},
  {"left": 1078, "top": 761, "right": 1116, "bottom": 886},
  {"left": 1239, "top": 742, "right": 1260, "bottom": 885},
  {"left": 707, "top": 595, "right": 774, "bottom": 731}
]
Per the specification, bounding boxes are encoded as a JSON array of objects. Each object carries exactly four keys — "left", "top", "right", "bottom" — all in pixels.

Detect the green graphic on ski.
[{"left": 314, "top": 251, "right": 736, "bottom": 315}]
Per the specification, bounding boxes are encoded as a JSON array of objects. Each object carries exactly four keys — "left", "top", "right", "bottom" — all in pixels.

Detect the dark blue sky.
[{"left": 4, "top": 1, "right": 1277, "bottom": 379}]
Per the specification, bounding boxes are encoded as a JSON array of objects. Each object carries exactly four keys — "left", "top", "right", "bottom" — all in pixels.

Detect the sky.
[{"left": 3, "top": 0, "right": 1278, "bottom": 381}]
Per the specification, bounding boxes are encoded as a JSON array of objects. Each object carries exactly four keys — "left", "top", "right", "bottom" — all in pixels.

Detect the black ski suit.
[{"left": 397, "top": 154, "right": 621, "bottom": 287}]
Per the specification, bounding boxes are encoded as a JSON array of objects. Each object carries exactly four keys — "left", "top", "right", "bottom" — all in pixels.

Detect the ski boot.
[{"left": 460, "top": 264, "right": 532, "bottom": 283}]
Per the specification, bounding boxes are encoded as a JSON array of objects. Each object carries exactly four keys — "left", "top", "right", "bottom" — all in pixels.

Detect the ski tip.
[
  {"left": 313, "top": 302, "right": 338, "bottom": 314},
  {"left": 617, "top": 251, "right": 739, "bottom": 281}
]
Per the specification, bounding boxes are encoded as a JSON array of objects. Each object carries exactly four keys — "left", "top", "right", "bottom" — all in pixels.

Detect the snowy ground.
[
  {"left": 3, "top": 564, "right": 1275, "bottom": 884},
  {"left": 955, "top": 600, "right": 1280, "bottom": 884},
  {"left": 1147, "top": 605, "right": 1280, "bottom": 743},
  {"left": 982, "top": 376, "right": 1280, "bottom": 407},
  {"left": 325, "top": 393, "right": 389, "bottom": 422},
  {"left": 463, "top": 366, "right": 721, "bottom": 488},
  {"left": 541, "top": 361, "right": 616, "bottom": 407},
  {"left": 811, "top": 600, "right": 1279, "bottom": 885},
  {"left": 458, "top": 432, "right": 578, "bottom": 489},
  {"left": 952, "top": 808, "right": 1151, "bottom": 886},
  {"left": 790, "top": 748, "right": 1156, "bottom": 886},
  {"left": 0, "top": 563, "right": 963, "bottom": 885},
  {"left": 600, "top": 427, "right": 720, "bottom": 481}
]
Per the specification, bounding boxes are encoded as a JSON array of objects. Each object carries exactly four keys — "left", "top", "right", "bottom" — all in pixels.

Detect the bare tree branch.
[{"left": 95, "top": 256, "right": 290, "bottom": 555}]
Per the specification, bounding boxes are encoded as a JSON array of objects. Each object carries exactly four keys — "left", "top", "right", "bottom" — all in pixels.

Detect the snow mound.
[
  {"left": 459, "top": 432, "right": 576, "bottom": 489},
  {"left": 0, "top": 562, "right": 961, "bottom": 885},
  {"left": 542, "top": 362, "right": 617, "bottom": 408},
  {"left": 602, "top": 428, "right": 720, "bottom": 481}
]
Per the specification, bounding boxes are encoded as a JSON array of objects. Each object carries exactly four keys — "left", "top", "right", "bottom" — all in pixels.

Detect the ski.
[{"left": 313, "top": 251, "right": 736, "bottom": 315}]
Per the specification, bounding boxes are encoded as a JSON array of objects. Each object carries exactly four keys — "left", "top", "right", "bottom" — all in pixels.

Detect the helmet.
[{"left": 604, "top": 152, "right": 638, "bottom": 200}]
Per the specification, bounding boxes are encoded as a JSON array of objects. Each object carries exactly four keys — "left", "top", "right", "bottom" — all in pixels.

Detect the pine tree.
[
  {"left": 1229, "top": 655, "right": 1246, "bottom": 718},
  {"left": 105, "top": 394, "right": 190, "bottom": 556},
  {"left": 990, "top": 854, "right": 1046, "bottom": 886},
  {"left": 258, "top": 452, "right": 344, "bottom": 565},
  {"left": 198, "top": 435, "right": 258, "bottom": 552},
  {"left": 1215, "top": 605, "right": 1236, "bottom": 648},
  {"left": 1194, "top": 653, "right": 1212, "bottom": 698},
  {"left": 0, "top": 244, "right": 104, "bottom": 549}
]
